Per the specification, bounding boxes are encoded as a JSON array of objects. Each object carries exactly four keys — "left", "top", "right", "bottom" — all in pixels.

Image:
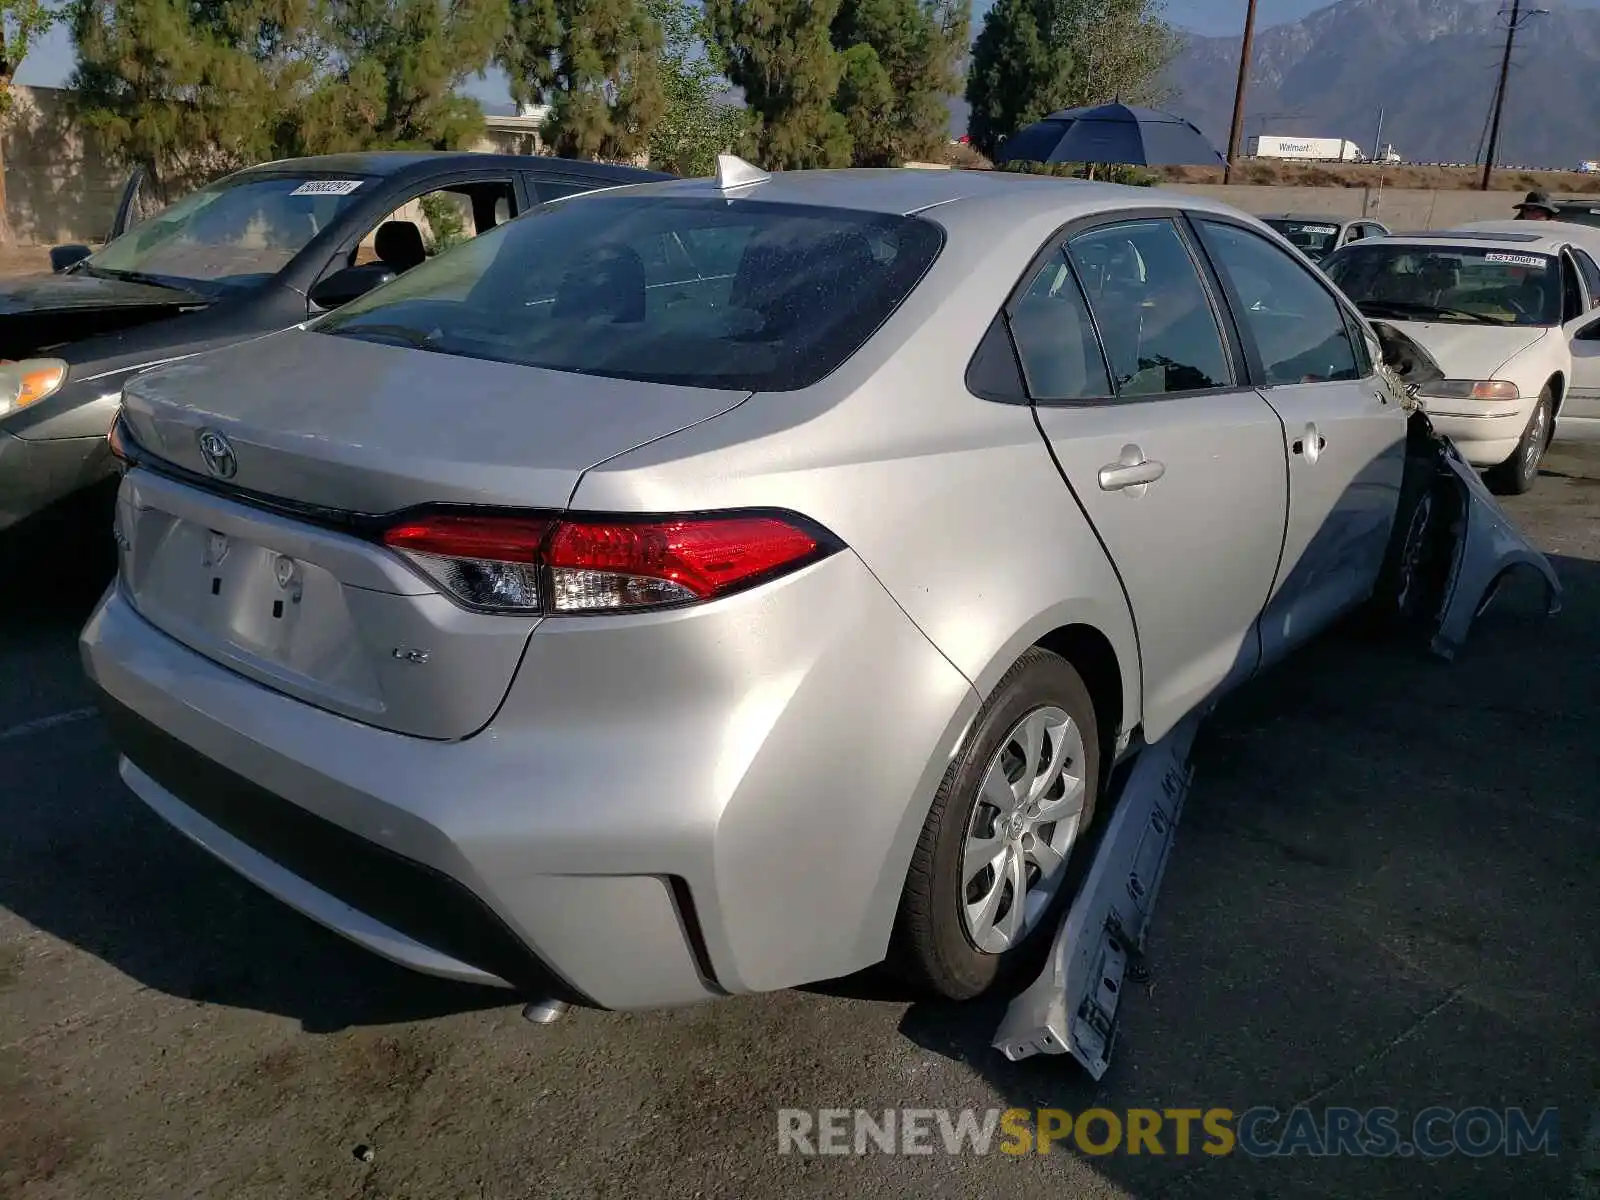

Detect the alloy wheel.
[{"left": 960, "top": 705, "right": 1088, "bottom": 954}]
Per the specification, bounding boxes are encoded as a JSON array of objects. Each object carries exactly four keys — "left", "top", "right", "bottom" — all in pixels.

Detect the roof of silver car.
[{"left": 614, "top": 166, "right": 1242, "bottom": 222}]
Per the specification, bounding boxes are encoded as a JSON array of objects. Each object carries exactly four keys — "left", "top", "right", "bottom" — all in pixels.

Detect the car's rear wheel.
[
  {"left": 891, "top": 649, "right": 1100, "bottom": 1000},
  {"left": 1485, "top": 387, "right": 1552, "bottom": 496}
]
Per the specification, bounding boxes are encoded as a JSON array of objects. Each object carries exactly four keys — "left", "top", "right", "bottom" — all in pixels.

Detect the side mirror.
[
  {"left": 50, "top": 244, "right": 92, "bottom": 273},
  {"left": 308, "top": 263, "right": 396, "bottom": 310},
  {"left": 1578, "top": 319, "right": 1600, "bottom": 342}
]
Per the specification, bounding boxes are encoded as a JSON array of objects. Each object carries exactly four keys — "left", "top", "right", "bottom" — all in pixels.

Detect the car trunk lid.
[
  {"left": 119, "top": 327, "right": 750, "bottom": 514},
  {"left": 115, "top": 328, "right": 751, "bottom": 738}
]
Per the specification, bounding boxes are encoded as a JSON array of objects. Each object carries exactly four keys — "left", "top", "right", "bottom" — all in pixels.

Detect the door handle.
[
  {"left": 1098, "top": 445, "right": 1166, "bottom": 494},
  {"left": 1292, "top": 422, "right": 1327, "bottom": 464}
]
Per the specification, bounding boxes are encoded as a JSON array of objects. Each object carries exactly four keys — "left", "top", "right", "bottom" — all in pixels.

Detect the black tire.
[
  {"left": 890, "top": 648, "right": 1100, "bottom": 1001},
  {"left": 1485, "top": 387, "right": 1553, "bottom": 496}
]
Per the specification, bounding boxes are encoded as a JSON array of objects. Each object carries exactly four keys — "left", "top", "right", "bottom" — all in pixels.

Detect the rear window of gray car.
[{"left": 313, "top": 195, "right": 945, "bottom": 391}]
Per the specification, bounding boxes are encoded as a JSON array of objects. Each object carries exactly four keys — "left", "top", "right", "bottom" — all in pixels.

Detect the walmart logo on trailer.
[{"left": 776, "top": 1106, "right": 1561, "bottom": 1158}]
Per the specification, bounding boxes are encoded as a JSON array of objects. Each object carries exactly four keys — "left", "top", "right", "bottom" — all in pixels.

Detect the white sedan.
[{"left": 1323, "top": 228, "right": 1600, "bottom": 493}]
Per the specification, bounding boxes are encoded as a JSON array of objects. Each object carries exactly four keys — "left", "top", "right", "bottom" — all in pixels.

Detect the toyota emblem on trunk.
[{"left": 196, "top": 428, "right": 237, "bottom": 479}]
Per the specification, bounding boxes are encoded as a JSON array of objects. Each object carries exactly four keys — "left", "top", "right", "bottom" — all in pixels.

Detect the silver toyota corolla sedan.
[{"left": 81, "top": 165, "right": 1412, "bottom": 1012}]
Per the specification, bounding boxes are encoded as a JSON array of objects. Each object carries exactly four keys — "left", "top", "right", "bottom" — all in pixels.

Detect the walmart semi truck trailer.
[{"left": 1249, "top": 135, "right": 1365, "bottom": 162}]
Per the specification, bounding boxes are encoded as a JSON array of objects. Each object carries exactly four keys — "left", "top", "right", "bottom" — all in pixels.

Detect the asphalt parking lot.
[{"left": 3, "top": 445, "right": 1597, "bottom": 1200}]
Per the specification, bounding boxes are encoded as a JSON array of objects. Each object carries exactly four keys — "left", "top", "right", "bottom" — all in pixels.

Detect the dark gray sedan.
[{"left": 0, "top": 152, "right": 669, "bottom": 534}]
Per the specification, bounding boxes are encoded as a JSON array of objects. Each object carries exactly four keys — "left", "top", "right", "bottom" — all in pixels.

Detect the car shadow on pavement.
[
  {"left": 0, "top": 508, "right": 510, "bottom": 1035},
  {"left": 898, "top": 554, "right": 1600, "bottom": 1200}
]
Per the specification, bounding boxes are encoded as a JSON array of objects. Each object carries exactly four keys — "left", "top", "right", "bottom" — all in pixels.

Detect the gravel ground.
[{"left": 2, "top": 444, "right": 1597, "bottom": 1200}]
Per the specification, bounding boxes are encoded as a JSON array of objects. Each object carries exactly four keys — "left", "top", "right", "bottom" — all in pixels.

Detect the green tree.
[
  {"left": 641, "top": 0, "right": 748, "bottom": 175},
  {"left": 498, "top": 0, "right": 667, "bottom": 162},
  {"left": 70, "top": 0, "right": 322, "bottom": 199},
  {"left": 703, "top": 0, "right": 851, "bottom": 170},
  {"left": 500, "top": 0, "right": 559, "bottom": 111},
  {"left": 309, "top": 0, "right": 506, "bottom": 152},
  {"left": 0, "top": 0, "right": 62, "bottom": 242},
  {"left": 70, "top": 0, "right": 504, "bottom": 199},
  {"left": 965, "top": 0, "right": 1175, "bottom": 161},
  {"left": 832, "top": 0, "right": 967, "bottom": 167},
  {"left": 965, "top": 0, "right": 1074, "bottom": 161},
  {"left": 1068, "top": 0, "right": 1178, "bottom": 109}
]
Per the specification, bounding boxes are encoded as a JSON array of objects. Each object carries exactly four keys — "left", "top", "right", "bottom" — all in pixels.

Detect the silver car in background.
[{"left": 82, "top": 168, "right": 1412, "bottom": 1011}]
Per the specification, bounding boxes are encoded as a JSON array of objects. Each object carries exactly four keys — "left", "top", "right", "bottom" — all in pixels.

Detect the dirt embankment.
[
  {"left": 1161, "top": 161, "right": 1600, "bottom": 193},
  {"left": 939, "top": 143, "right": 1600, "bottom": 195}
]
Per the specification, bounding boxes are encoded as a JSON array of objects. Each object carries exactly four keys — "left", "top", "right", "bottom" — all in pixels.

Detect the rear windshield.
[
  {"left": 1264, "top": 218, "right": 1343, "bottom": 260},
  {"left": 1323, "top": 243, "right": 1560, "bottom": 327},
  {"left": 312, "top": 195, "right": 945, "bottom": 391}
]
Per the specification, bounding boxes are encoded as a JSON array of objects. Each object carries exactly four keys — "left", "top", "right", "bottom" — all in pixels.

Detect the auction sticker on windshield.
[
  {"left": 290, "top": 180, "right": 364, "bottom": 197},
  {"left": 1485, "top": 253, "right": 1546, "bottom": 268},
  {"left": 1302, "top": 225, "right": 1339, "bottom": 235}
]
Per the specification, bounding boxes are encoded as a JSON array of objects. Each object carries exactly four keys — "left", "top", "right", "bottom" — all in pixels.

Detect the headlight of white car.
[
  {"left": 1417, "top": 380, "right": 1520, "bottom": 401},
  {"left": 0, "top": 357, "right": 68, "bottom": 419}
]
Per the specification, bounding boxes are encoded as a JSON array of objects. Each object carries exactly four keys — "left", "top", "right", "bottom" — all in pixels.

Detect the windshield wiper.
[
  {"left": 1357, "top": 299, "right": 1513, "bottom": 326},
  {"left": 327, "top": 322, "right": 442, "bottom": 350},
  {"left": 85, "top": 265, "right": 208, "bottom": 296}
]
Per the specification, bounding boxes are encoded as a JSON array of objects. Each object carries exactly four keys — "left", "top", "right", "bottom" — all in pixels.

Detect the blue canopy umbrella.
[{"left": 996, "top": 103, "right": 1225, "bottom": 168}]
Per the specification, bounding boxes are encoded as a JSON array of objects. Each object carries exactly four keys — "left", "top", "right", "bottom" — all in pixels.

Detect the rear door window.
[
  {"left": 1196, "top": 220, "right": 1361, "bottom": 386},
  {"left": 1005, "top": 250, "right": 1112, "bottom": 401},
  {"left": 314, "top": 196, "right": 944, "bottom": 391},
  {"left": 1066, "top": 219, "right": 1232, "bottom": 396}
]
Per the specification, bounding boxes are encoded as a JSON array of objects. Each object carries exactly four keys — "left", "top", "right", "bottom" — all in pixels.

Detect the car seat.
[
  {"left": 374, "top": 221, "right": 428, "bottom": 273},
  {"left": 552, "top": 244, "right": 647, "bottom": 323},
  {"left": 1417, "top": 258, "right": 1459, "bottom": 302}
]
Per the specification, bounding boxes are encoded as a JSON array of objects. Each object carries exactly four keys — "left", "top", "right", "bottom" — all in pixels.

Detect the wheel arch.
[
  {"left": 1033, "top": 622, "right": 1128, "bottom": 787},
  {"left": 1547, "top": 371, "right": 1566, "bottom": 415}
]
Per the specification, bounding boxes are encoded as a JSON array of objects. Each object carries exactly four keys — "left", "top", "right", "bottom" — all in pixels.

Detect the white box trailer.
[{"left": 1248, "top": 135, "right": 1366, "bottom": 162}]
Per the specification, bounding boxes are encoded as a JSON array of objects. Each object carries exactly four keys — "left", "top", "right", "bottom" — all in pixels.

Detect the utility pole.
[
  {"left": 1369, "top": 106, "right": 1386, "bottom": 216},
  {"left": 1480, "top": 0, "right": 1547, "bottom": 190},
  {"left": 1224, "top": 0, "right": 1261, "bottom": 183}
]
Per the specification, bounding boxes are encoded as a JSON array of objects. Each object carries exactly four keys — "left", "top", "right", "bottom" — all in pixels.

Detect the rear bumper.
[
  {"left": 0, "top": 430, "right": 115, "bottom": 531},
  {"left": 82, "top": 550, "right": 978, "bottom": 1010}
]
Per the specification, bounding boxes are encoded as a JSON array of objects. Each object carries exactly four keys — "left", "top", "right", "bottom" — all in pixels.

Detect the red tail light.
[{"left": 380, "top": 510, "right": 835, "bottom": 615}]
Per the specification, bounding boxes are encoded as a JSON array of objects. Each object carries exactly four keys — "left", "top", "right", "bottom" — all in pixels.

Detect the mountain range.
[
  {"left": 954, "top": 0, "right": 1600, "bottom": 167},
  {"left": 1164, "top": 0, "right": 1600, "bottom": 167}
]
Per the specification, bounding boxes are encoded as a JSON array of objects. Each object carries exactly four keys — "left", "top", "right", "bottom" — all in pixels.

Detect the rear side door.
[
  {"left": 1019, "top": 216, "right": 1290, "bottom": 740},
  {"left": 1193, "top": 217, "right": 1407, "bottom": 663}
]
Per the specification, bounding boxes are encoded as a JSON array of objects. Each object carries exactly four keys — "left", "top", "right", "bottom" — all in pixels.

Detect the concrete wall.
[
  {"left": 3, "top": 85, "right": 129, "bottom": 245},
  {"left": 1166, "top": 184, "right": 1528, "bottom": 230}
]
